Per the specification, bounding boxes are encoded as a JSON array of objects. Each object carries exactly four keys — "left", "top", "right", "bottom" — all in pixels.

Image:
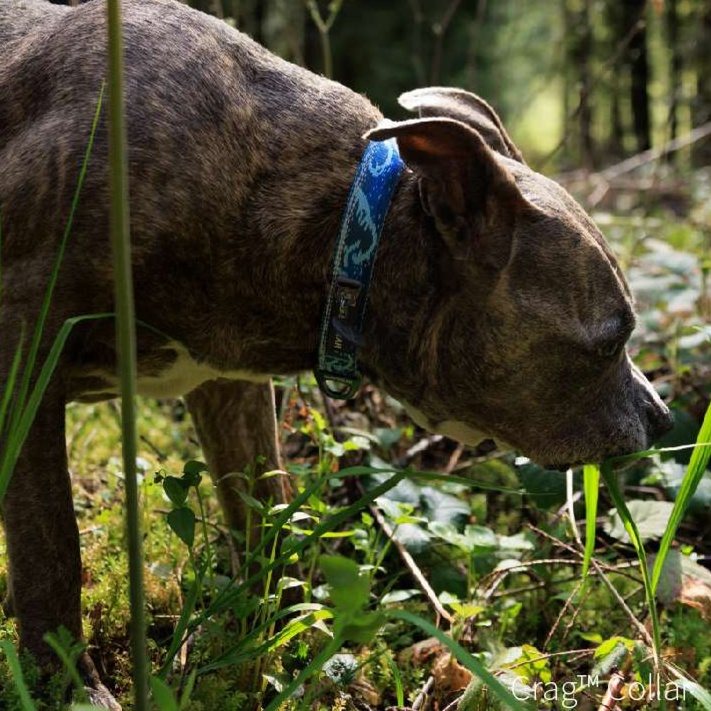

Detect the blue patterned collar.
[{"left": 315, "top": 138, "right": 405, "bottom": 399}]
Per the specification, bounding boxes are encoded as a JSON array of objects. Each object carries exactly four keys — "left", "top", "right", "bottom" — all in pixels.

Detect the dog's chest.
[{"left": 69, "top": 342, "right": 266, "bottom": 403}]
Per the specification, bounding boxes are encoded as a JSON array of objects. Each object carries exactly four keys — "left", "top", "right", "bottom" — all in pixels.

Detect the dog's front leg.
[
  {"left": 185, "top": 379, "right": 292, "bottom": 543},
  {"left": 2, "top": 383, "right": 99, "bottom": 690}
]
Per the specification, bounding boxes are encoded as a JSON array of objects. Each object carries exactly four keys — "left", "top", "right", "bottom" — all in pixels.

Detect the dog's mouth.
[
  {"left": 540, "top": 451, "right": 644, "bottom": 473},
  {"left": 400, "top": 401, "right": 651, "bottom": 473}
]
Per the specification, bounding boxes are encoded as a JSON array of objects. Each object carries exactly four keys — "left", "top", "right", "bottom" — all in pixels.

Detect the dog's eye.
[
  {"left": 593, "top": 311, "right": 634, "bottom": 360},
  {"left": 597, "top": 339, "right": 625, "bottom": 359}
]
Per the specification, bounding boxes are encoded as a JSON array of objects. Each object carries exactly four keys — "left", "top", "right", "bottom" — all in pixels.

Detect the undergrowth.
[{"left": 1, "top": 335, "right": 711, "bottom": 710}]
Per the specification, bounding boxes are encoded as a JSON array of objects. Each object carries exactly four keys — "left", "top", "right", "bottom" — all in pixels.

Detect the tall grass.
[
  {"left": 581, "top": 403, "right": 711, "bottom": 709},
  {"left": 106, "top": 0, "right": 149, "bottom": 707}
]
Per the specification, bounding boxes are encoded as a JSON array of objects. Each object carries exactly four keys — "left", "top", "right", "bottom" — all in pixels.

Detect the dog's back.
[
  {"left": 0, "top": 0, "right": 67, "bottom": 45},
  {"left": 0, "top": 0, "right": 380, "bottom": 372}
]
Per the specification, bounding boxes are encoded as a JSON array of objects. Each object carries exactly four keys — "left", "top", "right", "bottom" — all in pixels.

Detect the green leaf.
[
  {"left": 167, "top": 507, "right": 196, "bottom": 548},
  {"left": 499, "top": 533, "right": 535, "bottom": 551},
  {"left": 162, "top": 476, "right": 188, "bottom": 507},
  {"left": 381, "top": 589, "right": 420, "bottom": 605},
  {"left": 594, "top": 635, "right": 635, "bottom": 659},
  {"left": 149, "top": 676, "right": 180, "bottom": 711},
  {"left": 580, "top": 632, "right": 603, "bottom": 644},
  {"left": 658, "top": 462, "right": 711, "bottom": 512},
  {"left": 421, "top": 486, "right": 470, "bottom": 527},
  {"left": 391, "top": 522, "right": 433, "bottom": 554},
  {"left": 339, "top": 610, "right": 385, "bottom": 644},
  {"left": 582, "top": 464, "right": 599, "bottom": 576},
  {"left": 236, "top": 489, "right": 267, "bottom": 514},
  {"left": 605, "top": 499, "right": 674, "bottom": 543},
  {"left": 320, "top": 554, "right": 370, "bottom": 612},
  {"left": 373, "top": 427, "right": 403, "bottom": 450},
  {"left": 652, "top": 401, "right": 711, "bottom": 594},
  {"left": 182, "top": 459, "right": 208, "bottom": 487},
  {"left": 0, "top": 641, "right": 36, "bottom": 711},
  {"left": 183, "top": 459, "right": 209, "bottom": 476},
  {"left": 516, "top": 459, "right": 573, "bottom": 508},
  {"left": 592, "top": 639, "right": 630, "bottom": 678},
  {"left": 322, "top": 653, "right": 359, "bottom": 685}
]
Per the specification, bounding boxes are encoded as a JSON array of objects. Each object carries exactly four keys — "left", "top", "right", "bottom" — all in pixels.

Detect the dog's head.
[{"left": 362, "top": 88, "right": 672, "bottom": 467}]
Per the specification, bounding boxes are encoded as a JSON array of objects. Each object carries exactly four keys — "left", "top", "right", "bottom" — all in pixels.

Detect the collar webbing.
[{"left": 315, "top": 138, "right": 405, "bottom": 399}]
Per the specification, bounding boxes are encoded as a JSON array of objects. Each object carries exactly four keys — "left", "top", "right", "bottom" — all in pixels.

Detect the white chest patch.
[
  {"left": 136, "top": 343, "right": 269, "bottom": 398},
  {"left": 402, "top": 401, "right": 488, "bottom": 446},
  {"left": 80, "top": 342, "right": 268, "bottom": 400}
]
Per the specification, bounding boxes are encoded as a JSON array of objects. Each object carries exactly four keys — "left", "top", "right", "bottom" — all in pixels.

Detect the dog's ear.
[
  {"left": 366, "top": 117, "right": 532, "bottom": 271},
  {"left": 398, "top": 87, "right": 524, "bottom": 164}
]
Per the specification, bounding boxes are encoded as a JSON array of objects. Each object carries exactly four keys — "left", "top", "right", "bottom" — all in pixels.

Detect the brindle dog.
[{"left": 0, "top": 0, "right": 671, "bottom": 705}]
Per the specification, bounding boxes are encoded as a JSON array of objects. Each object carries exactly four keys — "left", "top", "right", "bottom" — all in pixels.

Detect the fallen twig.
[
  {"left": 412, "top": 675, "right": 435, "bottom": 711},
  {"left": 369, "top": 500, "right": 453, "bottom": 624}
]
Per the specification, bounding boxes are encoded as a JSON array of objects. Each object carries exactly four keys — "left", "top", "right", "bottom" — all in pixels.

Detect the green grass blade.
[
  {"left": 218, "top": 468, "right": 407, "bottom": 610},
  {"left": 385, "top": 651, "right": 405, "bottom": 707},
  {"left": 43, "top": 632, "right": 89, "bottom": 704},
  {"left": 0, "top": 328, "right": 25, "bottom": 440},
  {"left": 389, "top": 610, "right": 533, "bottom": 710},
  {"left": 0, "top": 85, "right": 103, "bottom": 505},
  {"left": 669, "top": 671, "right": 711, "bottom": 710},
  {"left": 0, "top": 314, "right": 112, "bottom": 502},
  {"left": 0, "top": 641, "right": 37, "bottom": 711},
  {"left": 159, "top": 467, "right": 407, "bottom": 675},
  {"left": 106, "top": 0, "right": 147, "bottom": 705},
  {"left": 162, "top": 562, "right": 202, "bottom": 670},
  {"left": 198, "top": 607, "right": 334, "bottom": 674},
  {"left": 263, "top": 635, "right": 343, "bottom": 711},
  {"left": 601, "top": 463, "right": 662, "bottom": 666},
  {"left": 651, "top": 401, "right": 711, "bottom": 594},
  {"left": 582, "top": 463, "right": 600, "bottom": 576},
  {"left": 148, "top": 677, "right": 179, "bottom": 711}
]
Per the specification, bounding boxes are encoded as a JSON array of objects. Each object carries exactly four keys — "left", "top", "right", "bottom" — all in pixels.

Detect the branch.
[
  {"left": 369, "top": 500, "right": 454, "bottom": 624},
  {"left": 600, "top": 120, "right": 711, "bottom": 180}
]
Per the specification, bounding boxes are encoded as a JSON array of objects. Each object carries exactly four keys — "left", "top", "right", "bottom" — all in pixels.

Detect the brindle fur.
[{"left": 1, "top": 0, "right": 671, "bottom": 705}]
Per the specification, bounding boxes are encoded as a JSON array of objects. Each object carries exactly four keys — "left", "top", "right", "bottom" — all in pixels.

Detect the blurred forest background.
[
  {"left": 176, "top": 0, "right": 711, "bottom": 174},
  {"left": 50, "top": 0, "right": 711, "bottom": 173}
]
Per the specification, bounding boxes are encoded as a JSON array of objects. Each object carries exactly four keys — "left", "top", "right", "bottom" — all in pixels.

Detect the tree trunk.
[
  {"left": 627, "top": 0, "right": 651, "bottom": 152},
  {"left": 693, "top": 0, "right": 711, "bottom": 165},
  {"left": 574, "top": 0, "right": 595, "bottom": 169},
  {"left": 610, "top": 68, "right": 625, "bottom": 157},
  {"left": 666, "top": 0, "right": 681, "bottom": 150},
  {"left": 563, "top": 0, "right": 596, "bottom": 168}
]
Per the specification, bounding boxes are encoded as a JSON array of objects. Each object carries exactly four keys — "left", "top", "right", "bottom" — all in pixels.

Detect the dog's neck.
[
  {"left": 123, "top": 62, "right": 439, "bottom": 385},
  {"left": 179, "top": 132, "right": 437, "bottom": 385}
]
